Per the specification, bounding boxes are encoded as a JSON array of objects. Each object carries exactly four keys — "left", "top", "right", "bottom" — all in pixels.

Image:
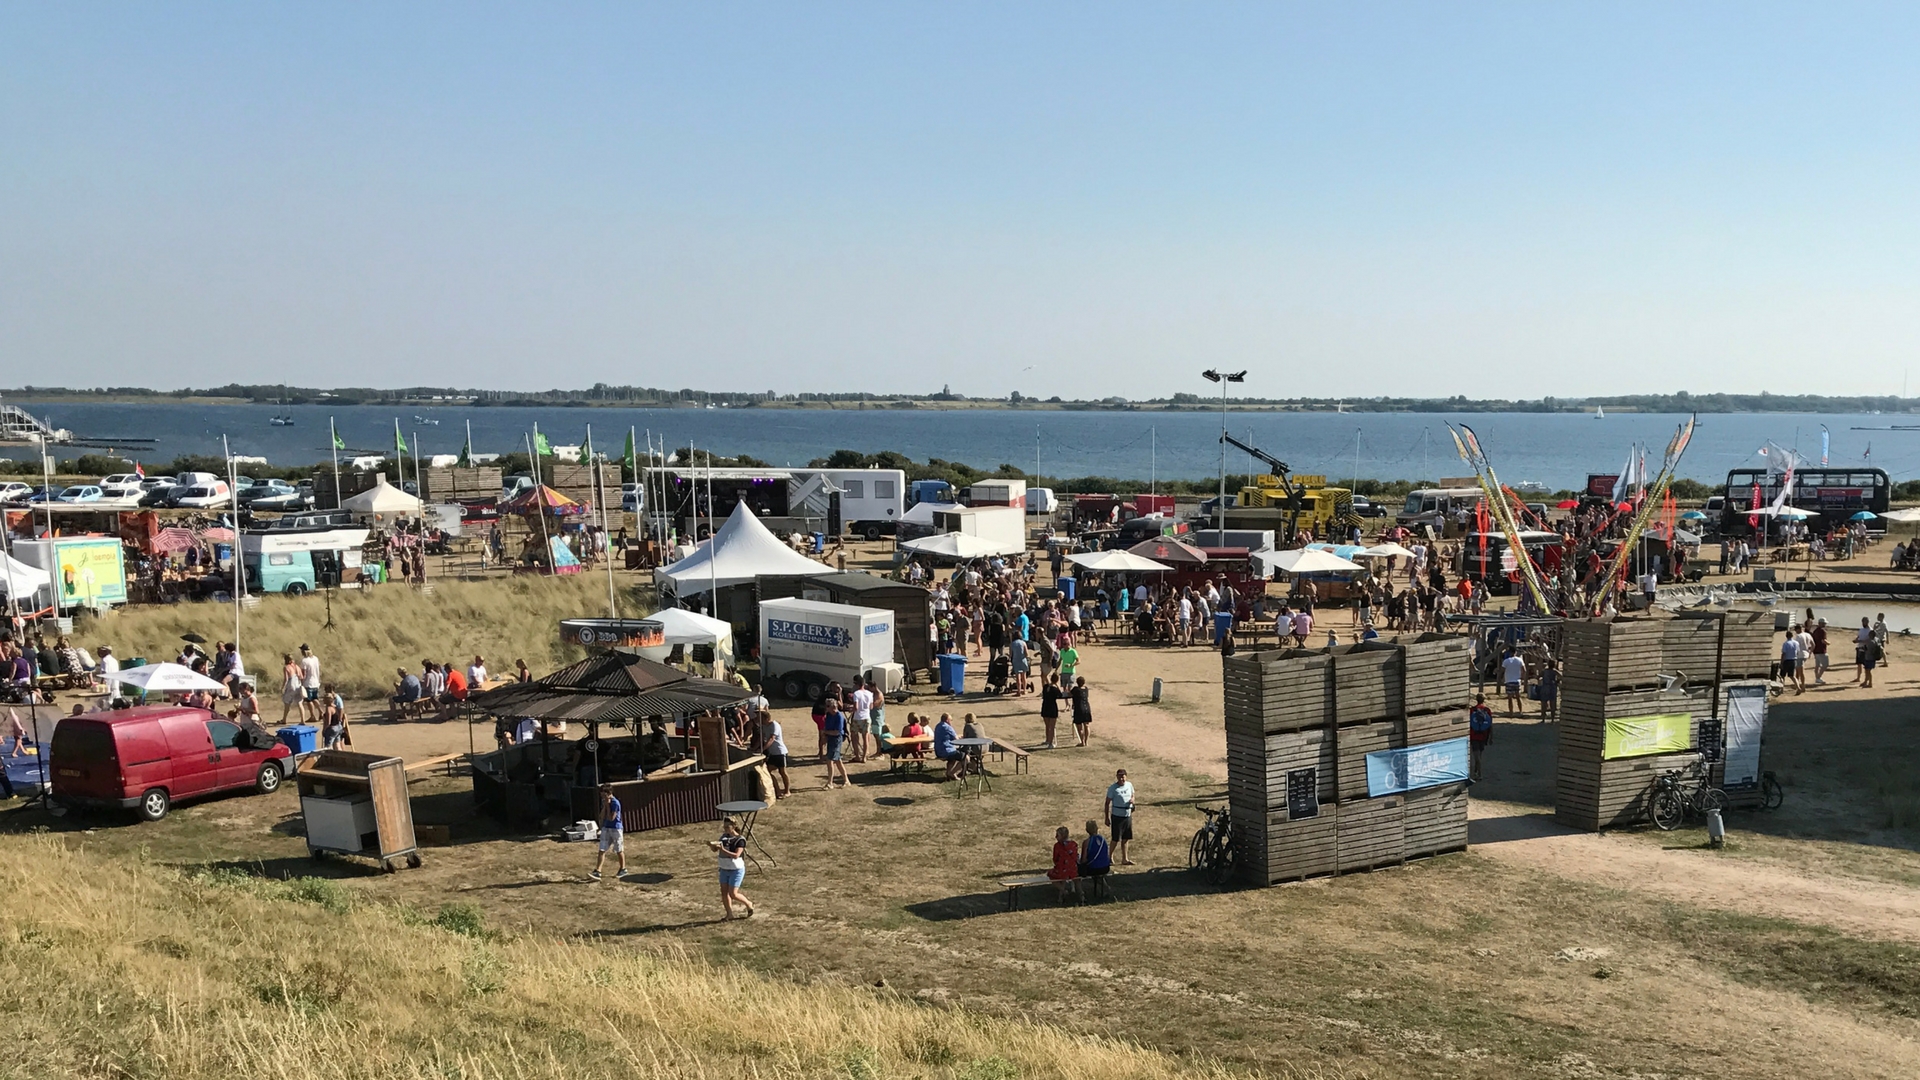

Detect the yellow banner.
[{"left": 1603, "top": 713, "right": 1692, "bottom": 759}]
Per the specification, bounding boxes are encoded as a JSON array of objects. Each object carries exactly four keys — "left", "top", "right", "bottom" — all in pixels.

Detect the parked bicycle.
[
  {"left": 1759, "top": 770, "right": 1785, "bottom": 810},
  {"left": 1649, "top": 760, "right": 1727, "bottom": 831},
  {"left": 1188, "top": 805, "right": 1236, "bottom": 885}
]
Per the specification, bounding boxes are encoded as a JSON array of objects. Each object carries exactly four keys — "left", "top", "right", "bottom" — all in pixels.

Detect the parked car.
[
  {"left": 55, "top": 485, "right": 104, "bottom": 503},
  {"left": 49, "top": 706, "right": 293, "bottom": 821},
  {"left": 98, "top": 473, "right": 145, "bottom": 498},
  {"left": 137, "top": 476, "right": 178, "bottom": 506},
  {"left": 168, "top": 480, "right": 233, "bottom": 509},
  {"left": 1351, "top": 496, "right": 1389, "bottom": 519},
  {"left": 24, "top": 486, "right": 60, "bottom": 504},
  {"left": 0, "top": 482, "right": 32, "bottom": 505},
  {"left": 239, "top": 478, "right": 307, "bottom": 510}
]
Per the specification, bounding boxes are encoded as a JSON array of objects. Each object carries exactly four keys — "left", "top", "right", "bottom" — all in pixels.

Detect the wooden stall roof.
[{"left": 467, "top": 651, "right": 751, "bottom": 722}]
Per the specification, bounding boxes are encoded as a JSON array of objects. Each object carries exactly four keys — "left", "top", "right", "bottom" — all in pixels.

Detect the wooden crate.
[
  {"left": 1406, "top": 708, "right": 1468, "bottom": 747},
  {"left": 1556, "top": 751, "right": 1704, "bottom": 831},
  {"left": 1403, "top": 782, "right": 1470, "bottom": 857},
  {"left": 1335, "top": 795, "right": 1406, "bottom": 871},
  {"left": 1557, "top": 685, "right": 1711, "bottom": 762},
  {"left": 1334, "top": 721, "right": 1403, "bottom": 801},
  {"left": 1226, "top": 726, "right": 1336, "bottom": 814},
  {"left": 1398, "top": 633, "right": 1471, "bottom": 716},
  {"left": 1330, "top": 642, "right": 1404, "bottom": 725},
  {"left": 1250, "top": 807, "right": 1339, "bottom": 884},
  {"left": 1223, "top": 649, "right": 1333, "bottom": 736},
  {"left": 1662, "top": 615, "right": 1725, "bottom": 684},
  {"left": 1718, "top": 611, "right": 1775, "bottom": 679},
  {"left": 1561, "top": 618, "right": 1666, "bottom": 692},
  {"left": 422, "top": 466, "right": 505, "bottom": 504}
]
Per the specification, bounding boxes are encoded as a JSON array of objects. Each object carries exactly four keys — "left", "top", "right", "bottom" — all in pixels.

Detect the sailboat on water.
[{"left": 1595, "top": 405, "right": 1606, "bottom": 420}]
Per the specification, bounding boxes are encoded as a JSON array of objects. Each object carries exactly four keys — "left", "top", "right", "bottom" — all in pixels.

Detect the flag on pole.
[
  {"left": 332, "top": 425, "right": 347, "bottom": 451},
  {"left": 457, "top": 435, "right": 472, "bottom": 467},
  {"left": 134, "top": 461, "right": 144, "bottom": 479},
  {"left": 582, "top": 426, "right": 594, "bottom": 462},
  {"left": 393, "top": 420, "right": 407, "bottom": 458},
  {"left": 623, "top": 429, "right": 637, "bottom": 478},
  {"left": 1820, "top": 425, "right": 1830, "bottom": 467},
  {"left": 534, "top": 431, "right": 552, "bottom": 456}
]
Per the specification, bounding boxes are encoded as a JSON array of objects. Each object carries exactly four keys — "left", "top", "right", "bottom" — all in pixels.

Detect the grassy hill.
[{"left": 0, "top": 836, "right": 1234, "bottom": 1080}]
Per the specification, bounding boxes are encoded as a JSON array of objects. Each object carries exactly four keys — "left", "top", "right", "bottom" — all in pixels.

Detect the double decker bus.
[{"left": 1718, "top": 467, "right": 1890, "bottom": 539}]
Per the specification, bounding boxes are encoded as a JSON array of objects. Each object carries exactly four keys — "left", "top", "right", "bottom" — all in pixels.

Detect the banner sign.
[
  {"left": 54, "top": 538, "right": 127, "bottom": 606},
  {"left": 1603, "top": 713, "right": 1692, "bottom": 759},
  {"left": 1365, "top": 737, "right": 1471, "bottom": 797},
  {"left": 766, "top": 619, "right": 853, "bottom": 650},
  {"left": 1722, "top": 685, "right": 1766, "bottom": 787}
]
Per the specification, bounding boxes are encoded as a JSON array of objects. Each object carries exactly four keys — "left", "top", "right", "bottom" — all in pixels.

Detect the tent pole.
[{"left": 526, "top": 433, "right": 554, "bottom": 577}]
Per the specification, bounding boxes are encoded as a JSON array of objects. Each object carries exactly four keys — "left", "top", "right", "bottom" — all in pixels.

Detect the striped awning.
[{"left": 151, "top": 528, "right": 200, "bottom": 554}]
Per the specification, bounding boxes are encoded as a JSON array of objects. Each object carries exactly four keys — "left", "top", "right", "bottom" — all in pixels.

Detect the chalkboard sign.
[
  {"left": 1286, "top": 768, "right": 1320, "bottom": 820},
  {"left": 1697, "top": 716, "right": 1723, "bottom": 763},
  {"left": 691, "top": 643, "right": 716, "bottom": 664}
]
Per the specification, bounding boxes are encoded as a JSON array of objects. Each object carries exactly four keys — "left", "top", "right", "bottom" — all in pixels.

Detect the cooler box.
[
  {"left": 277, "top": 725, "right": 319, "bottom": 755},
  {"left": 1059, "top": 576, "right": 1076, "bottom": 600},
  {"left": 1213, "top": 611, "right": 1234, "bottom": 643},
  {"left": 936, "top": 653, "right": 967, "bottom": 696}
]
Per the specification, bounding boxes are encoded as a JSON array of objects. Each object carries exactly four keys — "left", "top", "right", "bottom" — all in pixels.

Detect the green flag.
[
  {"left": 457, "top": 435, "right": 472, "bottom": 467},
  {"left": 534, "top": 431, "right": 552, "bottom": 456},
  {"left": 394, "top": 424, "right": 408, "bottom": 457},
  {"left": 622, "top": 430, "right": 637, "bottom": 478},
  {"left": 582, "top": 427, "right": 594, "bottom": 462},
  {"left": 331, "top": 425, "right": 346, "bottom": 451}
]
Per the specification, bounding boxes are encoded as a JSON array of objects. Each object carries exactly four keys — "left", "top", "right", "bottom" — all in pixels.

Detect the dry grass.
[
  {"left": 72, "top": 573, "right": 649, "bottom": 698},
  {"left": 0, "top": 835, "right": 1241, "bottom": 1080}
]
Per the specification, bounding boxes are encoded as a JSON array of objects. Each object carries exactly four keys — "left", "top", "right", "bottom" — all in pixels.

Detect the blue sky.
[{"left": 4, "top": 4, "right": 1918, "bottom": 399}]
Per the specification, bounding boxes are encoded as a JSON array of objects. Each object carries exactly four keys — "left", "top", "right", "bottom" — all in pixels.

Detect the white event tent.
[
  {"left": 635, "top": 607, "right": 736, "bottom": 672},
  {"left": 659, "top": 502, "right": 826, "bottom": 596}
]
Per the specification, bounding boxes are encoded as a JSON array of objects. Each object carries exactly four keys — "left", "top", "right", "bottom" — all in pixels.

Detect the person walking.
[
  {"left": 1103, "top": 769, "right": 1136, "bottom": 866},
  {"left": 1070, "top": 675, "right": 1094, "bottom": 746},
  {"left": 1468, "top": 693, "right": 1493, "bottom": 782},
  {"left": 710, "top": 817, "right": 754, "bottom": 918},
  {"left": 1811, "top": 619, "right": 1830, "bottom": 685},
  {"left": 297, "top": 644, "right": 323, "bottom": 723},
  {"left": 820, "top": 695, "right": 849, "bottom": 788},
  {"left": 1500, "top": 648, "right": 1525, "bottom": 717},
  {"left": 589, "top": 783, "right": 628, "bottom": 881},
  {"left": 1854, "top": 617, "right": 1874, "bottom": 685},
  {"left": 849, "top": 678, "right": 874, "bottom": 764},
  {"left": 278, "top": 653, "right": 303, "bottom": 724},
  {"left": 1039, "top": 673, "right": 1062, "bottom": 749}
]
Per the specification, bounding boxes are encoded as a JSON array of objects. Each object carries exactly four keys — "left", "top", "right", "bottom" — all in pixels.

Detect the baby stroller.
[{"left": 984, "top": 655, "right": 1012, "bottom": 695}]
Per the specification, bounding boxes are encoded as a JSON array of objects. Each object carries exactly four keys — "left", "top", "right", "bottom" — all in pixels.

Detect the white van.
[{"left": 1025, "top": 487, "right": 1058, "bottom": 515}]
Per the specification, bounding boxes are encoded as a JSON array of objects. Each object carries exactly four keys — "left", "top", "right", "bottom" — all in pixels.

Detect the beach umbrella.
[
  {"left": 199, "top": 526, "right": 236, "bottom": 542},
  {"left": 1882, "top": 507, "right": 1920, "bottom": 523},
  {"left": 180, "top": 633, "right": 207, "bottom": 644},
  {"left": 1555, "top": 499, "right": 1579, "bottom": 510},
  {"left": 102, "top": 663, "right": 225, "bottom": 694},
  {"left": 1126, "top": 537, "right": 1208, "bottom": 564},
  {"left": 1674, "top": 528, "right": 1702, "bottom": 545},
  {"left": 1066, "top": 550, "right": 1173, "bottom": 573},
  {"left": 1679, "top": 510, "right": 1707, "bottom": 520},
  {"left": 1850, "top": 511, "right": 1879, "bottom": 521},
  {"left": 1253, "top": 548, "right": 1364, "bottom": 577},
  {"left": 1776, "top": 506, "right": 1813, "bottom": 520},
  {"left": 1359, "top": 542, "right": 1416, "bottom": 559}
]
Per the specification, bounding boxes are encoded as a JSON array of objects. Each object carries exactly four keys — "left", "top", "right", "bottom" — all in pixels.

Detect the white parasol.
[
  {"left": 1358, "top": 542, "right": 1416, "bottom": 559},
  {"left": 101, "top": 663, "right": 228, "bottom": 694},
  {"left": 1066, "top": 550, "right": 1174, "bottom": 573},
  {"left": 1253, "top": 548, "right": 1365, "bottom": 577}
]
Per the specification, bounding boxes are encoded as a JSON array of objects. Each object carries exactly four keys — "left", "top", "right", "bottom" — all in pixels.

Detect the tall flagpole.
[
  {"left": 412, "top": 429, "right": 425, "bottom": 583},
  {"left": 526, "top": 433, "right": 554, "bottom": 577},
  {"left": 591, "top": 423, "right": 616, "bottom": 617},
  {"left": 329, "top": 417, "right": 342, "bottom": 510},
  {"left": 223, "top": 435, "right": 243, "bottom": 654}
]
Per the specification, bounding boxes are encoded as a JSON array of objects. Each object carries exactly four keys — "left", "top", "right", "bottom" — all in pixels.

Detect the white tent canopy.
[
  {"left": 659, "top": 502, "right": 826, "bottom": 593},
  {"left": 0, "top": 551, "right": 52, "bottom": 602},
  {"left": 1254, "top": 548, "right": 1365, "bottom": 577},
  {"left": 1358, "top": 542, "right": 1416, "bottom": 559},
  {"left": 636, "top": 607, "right": 736, "bottom": 671},
  {"left": 1067, "top": 550, "right": 1173, "bottom": 573},
  {"left": 102, "top": 663, "right": 227, "bottom": 694},
  {"left": 341, "top": 478, "right": 422, "bottom": 515},
  {"left": 899, "top": 532, "right": 1016, "bottom": 560}
]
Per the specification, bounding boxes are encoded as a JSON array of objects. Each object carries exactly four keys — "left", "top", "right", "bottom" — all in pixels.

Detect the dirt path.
[{"left": 1074, "top": 653, "right": 1920, "bottom": 945}]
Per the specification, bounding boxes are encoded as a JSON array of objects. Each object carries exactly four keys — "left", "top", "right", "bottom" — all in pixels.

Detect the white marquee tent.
[
  {"left": 635, "top": 607, "right": 736, "bottom": 671},
  {"left": 341, "top": 478, "right": 422, "bottom": 516},
  {"left": 659, "top": 502, "right": 826, "bottom": 594}
]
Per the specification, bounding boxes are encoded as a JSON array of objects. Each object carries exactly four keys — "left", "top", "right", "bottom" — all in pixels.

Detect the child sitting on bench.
[{"left": 1048, "top": 825, "right": 1080, "bottom": 903}]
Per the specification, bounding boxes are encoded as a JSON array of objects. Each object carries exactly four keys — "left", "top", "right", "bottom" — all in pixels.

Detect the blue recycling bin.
[
  {"left": 810, "top": 532, "right": 825, "bottom": 554},
  {"left": 1059, "top": 576, "right": 1076, "bottom": 601},
  {"left": 1213, "top": 611, "right": 1235, "bottom": 644},
  {"left": 277, "top": 724, "right": 319, "bottom": 755},
  {"left": 936, "top": 653, "right": 968, "bottom": 696}
]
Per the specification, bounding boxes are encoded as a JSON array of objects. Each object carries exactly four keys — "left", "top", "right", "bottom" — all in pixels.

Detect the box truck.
[
  {"left": 968, "top": 479, "right": 1026, "bottom": 507},
  {"left": 758, "top": 597, "right": 906, "bottom": 702}
]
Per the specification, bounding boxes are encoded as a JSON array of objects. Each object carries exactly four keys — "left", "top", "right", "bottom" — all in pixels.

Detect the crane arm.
[{"left": 1218, "top": 433, "right": 1298, "bottom": 500}]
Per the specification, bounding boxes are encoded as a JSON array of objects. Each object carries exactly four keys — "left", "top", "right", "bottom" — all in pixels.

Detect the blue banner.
[
  {"left": 766, "top": 618, "right": 852, "bottom": 649},
  {"left": 1366, "top": 737, "right": 1471, "bottom": 796}
]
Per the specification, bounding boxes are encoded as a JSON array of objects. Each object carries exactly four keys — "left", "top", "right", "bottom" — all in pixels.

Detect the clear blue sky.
[{"left": 4, "top": 4, "right": 1917, "bottom": 399}]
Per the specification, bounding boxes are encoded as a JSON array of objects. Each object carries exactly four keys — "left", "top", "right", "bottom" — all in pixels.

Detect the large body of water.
[{"left": 6, "top": 402, "right": 1916, "bottom": 489}]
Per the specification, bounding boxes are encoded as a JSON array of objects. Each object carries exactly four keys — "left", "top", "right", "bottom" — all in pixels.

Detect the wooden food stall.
[{"left": 295, "top": 750, "right": 422, "bottom": 871}]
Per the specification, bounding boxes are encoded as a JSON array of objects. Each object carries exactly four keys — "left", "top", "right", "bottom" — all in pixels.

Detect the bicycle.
[
  {"left": 1649, "top": 761, "right": 1727, "bottom": 831},
  {"left": 1188, "top": 805, "right": 1237, "bottom": 885},
  {"left": 1760, "top": 770, "right": 1785, "bottom": 810}
]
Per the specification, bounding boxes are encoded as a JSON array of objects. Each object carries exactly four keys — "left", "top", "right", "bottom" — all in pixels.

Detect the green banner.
[{"left": 1603, "top": 713, "right": 1692, "bottom": 759}]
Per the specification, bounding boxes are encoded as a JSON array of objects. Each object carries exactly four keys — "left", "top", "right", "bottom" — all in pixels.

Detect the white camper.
[{"left": 788, "top": 469, "right": 907, "bottom": 540}]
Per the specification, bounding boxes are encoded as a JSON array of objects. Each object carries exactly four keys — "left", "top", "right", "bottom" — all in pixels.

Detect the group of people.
[
  {"left": 0, "top": 631, "right": 113, "bottom": 704},
  {"left": 390, "top": 654, "right": 518, "bottom": 719},
  {"left": 1778, "top": 611, "right": 1890, "bottom": 693}
]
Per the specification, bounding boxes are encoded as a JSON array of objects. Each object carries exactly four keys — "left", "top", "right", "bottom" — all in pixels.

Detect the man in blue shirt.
[
  {"left": 389, "top": 667, "right": 422, "bottom": 715},
  {"left": 932, "top": 713, "right": 965, "bottom": 782},
  {"left": 1078, "top": 819, "right": 1114, "bottom": 899},
  {"left": 590, "top": 782, "right": 628, "bottom": 881},
  {"left": 1468, "top": 694, "right": 1494, "bottom": 782}
]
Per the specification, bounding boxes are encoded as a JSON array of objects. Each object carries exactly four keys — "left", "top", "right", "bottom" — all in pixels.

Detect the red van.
[{"left": 50, "top": 707, "right": 295, "bottom": 821}]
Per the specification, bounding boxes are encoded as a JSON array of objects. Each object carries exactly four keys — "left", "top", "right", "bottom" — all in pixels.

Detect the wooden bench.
[
  {"left": 987, "top": 739, "right": 1029, "bottom": 774},
  {"left": 999, "top": 873, "right": 1062, "bottom": 911},
  {"left": 404, "top": 752, "right": 465, "bottom": 777}
]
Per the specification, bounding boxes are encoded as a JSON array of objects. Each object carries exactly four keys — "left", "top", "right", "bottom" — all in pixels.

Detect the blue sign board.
[
  {"left": 766, "top": 619, "right": 853, "bottom": 650},
  {"left": 1365, "top": 737, "right": 1471, "bottom": 797}
]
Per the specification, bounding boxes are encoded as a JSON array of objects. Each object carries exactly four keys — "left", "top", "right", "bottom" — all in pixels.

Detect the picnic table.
[{"left": 878, "top": 734, "right": 933, "bottom": 773}]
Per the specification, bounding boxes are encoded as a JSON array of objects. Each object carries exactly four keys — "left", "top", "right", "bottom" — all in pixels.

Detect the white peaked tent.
[
  {"left": 659, "top": 501, "right": 825, "bottom": 594},
  {"left": 341, "top": 478, "right": 422, "bottom": 515},
  {"left": 636, "top": 607, "right": 736, "bottom": 670},
  {"left": 0, "top": 551, "right": 53, "bottom": 604}
]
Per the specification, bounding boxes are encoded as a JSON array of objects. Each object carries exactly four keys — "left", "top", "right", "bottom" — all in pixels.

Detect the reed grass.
[
  {"left": 0, "top": 836, "right": 1233, "bottom": 1079},
  {"left": 72, "top": 574, "right": 649, "bottom": 698}
]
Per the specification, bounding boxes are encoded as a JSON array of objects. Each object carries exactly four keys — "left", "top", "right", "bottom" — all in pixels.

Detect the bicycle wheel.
[
  {"left": 1649, "top": 784, "right": 1685, "bottom": 831},
  {"left": 1700, "top": 786, "right": 1728, "bottom": 814},
  {"left": 1189, "top": 827, "right": 1210, "bottom": 871},
  {"left": 1761, "top": 773, "right": 1785, "bottom": 810},
  {"left": 1205, "top": 835, "right": 1238, "bottom": 886}
]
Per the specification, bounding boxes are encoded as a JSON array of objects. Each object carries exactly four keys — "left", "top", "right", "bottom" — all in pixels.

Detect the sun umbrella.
[
  {"left": 102, "top": 663, "right": 226, "bottom": 693},
  {"left": 1359, "top": 542, "right": 1416, "bottom": 559},
  {"left": 1674, "top": 528, "right": 1702, "bottom": 545},
  {"left": 1679, "top": 510, "right": 1707, "bottom": 520},
  {"left": 1555, "top": 499, "right": 1579, "bottom": 510},
  {"left": 1066, "top": 550, "right": 1173, "bottom": 573},
  {"left": 180, "top": 633, "right": 207, "bottom": 644},
  {"left": 1882, "top": 507, "right": 1920, "bottom": 523},
  {"left": 199, "top": 526, "right": 236, "bottom": 542},
  {"left": 1253, "top": 548, "right": 1364, "bottom": 577},
  {"left": 1850, "top": 511, "right": 1879, "bottom": 521},
  {"left": 1126, "top": 537, "right": 1208, "bottom": 564},
  {"left": 151, "top": 527, "right": 199, "bottom": 554}
]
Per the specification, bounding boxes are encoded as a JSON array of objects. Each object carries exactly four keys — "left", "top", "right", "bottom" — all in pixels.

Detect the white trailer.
[
  {"left": 969, "top": 479, "right": 1026, "bottom": 507},
  {"left": 788, "top": 469, "right": 906, "bottom": 540},
  {"left": 931, "top": 505, "right": 1027, "bottom": 556},
  {"left": 758, "top": 597, "right": 905, "bottom": 701}
]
